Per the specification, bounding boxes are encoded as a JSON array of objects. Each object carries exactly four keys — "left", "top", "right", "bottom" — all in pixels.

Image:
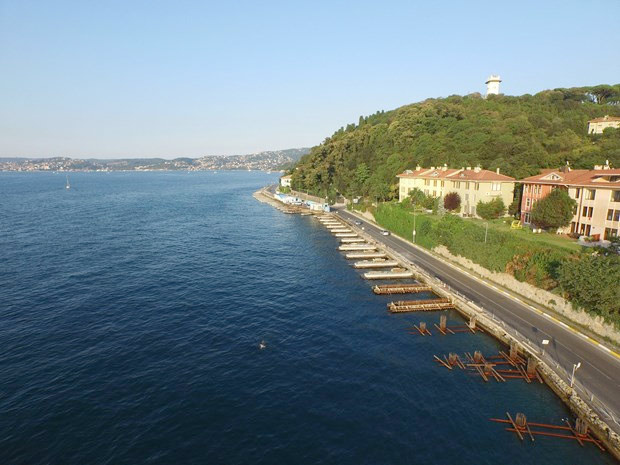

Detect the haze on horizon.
[{"left": 1, "top": 0, "right": 619, "bottom": 159}]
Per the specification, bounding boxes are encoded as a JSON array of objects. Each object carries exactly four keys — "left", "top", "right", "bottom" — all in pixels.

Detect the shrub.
[
  {"left": 444, "top": 192, "right": 461, "bottom": 211},
  {"left": 477, "top": 197, "right": 506, "bottom": 220}
]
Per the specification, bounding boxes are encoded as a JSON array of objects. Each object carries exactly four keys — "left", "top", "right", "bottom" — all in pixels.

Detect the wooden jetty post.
[{"left": 468, "top": 316, "right": 477, "bottom": 333}]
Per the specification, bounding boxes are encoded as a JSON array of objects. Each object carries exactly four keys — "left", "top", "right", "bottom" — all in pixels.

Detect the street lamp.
[
  {"left": 484, "top": 222, "right": 489, "bottom": 244},
  {"left": 413, "top": 202, "right": 417, "bottom": 244},
  {"left": 570, "top": 362, "right": 581, "bottom": 388}
]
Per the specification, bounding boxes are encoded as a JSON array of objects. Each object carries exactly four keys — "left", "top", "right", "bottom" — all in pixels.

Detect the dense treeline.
[{"left": 292, "top": 85, "right": 620, "bottom": 199}]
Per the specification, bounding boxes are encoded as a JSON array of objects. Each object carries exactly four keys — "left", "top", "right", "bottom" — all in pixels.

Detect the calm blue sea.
[{"left": 0, "top": 171, "right": 613, "bottom": 464}]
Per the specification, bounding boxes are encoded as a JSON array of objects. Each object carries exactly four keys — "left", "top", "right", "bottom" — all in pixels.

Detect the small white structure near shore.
[{"left": 280, "top": 175, "right": 292, "bottom": 187}]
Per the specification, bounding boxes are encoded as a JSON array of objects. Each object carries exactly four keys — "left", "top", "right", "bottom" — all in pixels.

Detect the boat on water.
[{"left": 65, "top": 175, "right": 70, "bottom": 189}]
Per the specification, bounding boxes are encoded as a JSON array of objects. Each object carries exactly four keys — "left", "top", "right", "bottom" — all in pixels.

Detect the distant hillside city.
[{"left": 0, "top": 148, "right": 310, "bottom": 172}]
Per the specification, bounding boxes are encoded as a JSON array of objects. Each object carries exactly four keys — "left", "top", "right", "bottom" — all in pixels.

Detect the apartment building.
[
  {"left": 519, "top": 163, "right": 620, "bottom": 239},
  {"left": 397, "top": 165, "right": 515, "bottom": 217},
  {"left": 587, "top": 115, "right": 620, "bottom": 135}
]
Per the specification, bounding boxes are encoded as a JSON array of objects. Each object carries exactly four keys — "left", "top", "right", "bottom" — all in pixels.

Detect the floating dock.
[
  {"left": 345, "top": 252, "right": 388, "bottom": 259},
  {"left": 354, "top": 260, "right": 399, "bottom": 269},
  {"left": 335, "top": 233, "right": 358, "bottom": 237},
  {"left": 330, "top": 229, "right": 352, "bottom": 233},
  {"left": 341, "top": 238, "right": 366, "bottom": 243},
  {"left": 325, "top": 224, "right": 345, "bottom": 229},
  {"left": 339, "top": 244, "right": 377, "bottom": 251},
  {"left": 372, "top": 283, "right": 432, "bottom": 294},
  {"left": 388, "top": 297, "right": 453, "bottom": 312},
  {"left": 364, "top": 270, "right": 414, "bottom": 280}
]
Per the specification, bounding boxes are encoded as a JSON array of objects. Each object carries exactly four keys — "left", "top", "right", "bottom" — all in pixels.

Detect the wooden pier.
[
  {"left": 364, "top": 270, "right": 414, "bottom": 280},
  {"left": 373, "top": 283, "right": 432, "bottom": 294},
  {"left": 354, "top": 260, "right": 399, "bottom": 269},
  {"left": 340, "top": 244, "right": 377, "bottom": 251},
  {"left": 340, "top": 238, "right": 366, "bottom": 243},
  {"left": 335, "top": 233, "right": 358, "bottom": 237},
  {"left": 345, "top": 252, "right": 387, "bottom": 259},
  {"left": 388, "top": 298, "right": 453, "bottom": 312}
]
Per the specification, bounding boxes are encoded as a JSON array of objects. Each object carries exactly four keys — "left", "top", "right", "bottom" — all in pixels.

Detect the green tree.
[
  {"left": 354, "top": 163, "right": 370, "bottom": 195},
  {"left": 530, "top": 189, "right": 576, "bottom": 229},
  {"left": 407, "top": 188, "right": 427, "bottom": 206},
  {"left": 477, "top": 197, "right": 506, "bottom": 220},
  {"left": 558, "top": 254, "right": 620, "bottom": 323},
  {"left": 444, "top": 192, "right": 461, "bottom": 211}
]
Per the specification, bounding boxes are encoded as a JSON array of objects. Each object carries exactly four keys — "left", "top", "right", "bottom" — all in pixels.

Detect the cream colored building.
[
  {"left": 280, "top": 175, "right": 292, "bottom": 187},
  {"left": 397, "top": 165, "right": 515, "bottom": 217},
  {"left": 587, "top": 115, "right": 620, "bottom": 134}
]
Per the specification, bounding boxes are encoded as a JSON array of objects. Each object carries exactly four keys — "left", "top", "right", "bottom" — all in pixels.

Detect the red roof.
[
  {"left": 588, "top": 116, "right": 620, "bottom": 123},
  {"left": 397, "top": 167, "right": 515, "bottom": 182},
  {"left": 519, "top": 168, "right": 620, "bottom": 188}
]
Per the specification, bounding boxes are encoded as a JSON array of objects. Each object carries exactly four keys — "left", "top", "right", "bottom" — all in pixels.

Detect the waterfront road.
[{"left": 335, "top": 208, "right": 620, "bottom": 430}]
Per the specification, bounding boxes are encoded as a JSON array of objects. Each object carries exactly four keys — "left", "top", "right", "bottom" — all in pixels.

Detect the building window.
[
  {"left": 524, "top": 185, "right": 529, "bottom": 193},
  {"left": 475, "top": 183, "right": 480, "bottom": 191},
  {"left": 466, "top": 182, "right": 470, "bottom": 189},
  {"left": 492, "top": 183, "right": 501, "bottom": 191},
  {"left": 605, "top": 228, "right": 618, "bottom": 240},
  {"left": 608, "top": 209, "right": 614, "bottom": 221},
  {"left": 524, "top": 213, "right": 531, "bottom": 223},
  {"left": 575, "top": 188, "right": 581, "bottom": 198},
  {"left": 433, "top": 180, "right": 437, "bottom": 187},
  {"left": 526, "top": 198, "right": 531, "bottom": 208},
  {"left": 615, "top": 210, "right": 620, "bottom": 222},
  {"left": 582, "top": 206, "right": 588, "bottom": 217},
  {"left": 612, "top": 190, "right": 620, "bottom": 202},
  {"left": 441, "top": 181, "right": 444, "bottom": 187},
  {"left": 424, "top": 179, "right": 430, "bottom": 186},
  {"left": 586, "top": 189, "right": 596, "bottom": 200},
  {"left": 588, "top": 207, "right": 593, "bottom": 218},
  {"left": 453, "top": 181, "right": 460, "bottom": 188}
]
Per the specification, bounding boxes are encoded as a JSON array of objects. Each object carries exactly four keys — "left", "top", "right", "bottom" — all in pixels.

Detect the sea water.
[{"left": 0, "top": 171, "right": 613, "bottom": 464}]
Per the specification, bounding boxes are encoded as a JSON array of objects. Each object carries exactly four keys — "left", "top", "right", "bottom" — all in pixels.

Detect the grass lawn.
[{"left": 466, "top": 217, "right": 582, "bottom": 252}]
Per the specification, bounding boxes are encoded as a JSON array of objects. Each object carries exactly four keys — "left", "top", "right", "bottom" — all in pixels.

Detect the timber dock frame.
[
  {"left": 373, "top": 284, "right": 433, "bottom": 294},
  {"left": 388, "top": 298, "right": 454, "bottom": 313}
]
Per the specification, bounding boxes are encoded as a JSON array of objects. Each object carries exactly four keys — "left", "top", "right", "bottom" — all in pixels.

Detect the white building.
[
  {"left": 485, "top": 75, "right": 501, "bottom": 96},
  {"left": 588, "top": 115, "right": 620, "bottom": 135},
  {"left": 280, "top": 175, "right": 292, "bottom": 187}
]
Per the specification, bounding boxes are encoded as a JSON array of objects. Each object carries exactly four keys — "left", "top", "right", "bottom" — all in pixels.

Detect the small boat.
[{"left": 65, "top": 175, "right": 70, "bottom": 189}]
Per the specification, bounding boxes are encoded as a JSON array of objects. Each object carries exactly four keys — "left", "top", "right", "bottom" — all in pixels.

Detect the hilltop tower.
[{"left": 485, "top": 74, "right": 501, "bottom": 96}]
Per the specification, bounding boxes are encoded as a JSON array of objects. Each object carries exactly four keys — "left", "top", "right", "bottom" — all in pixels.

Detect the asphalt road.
[{"left": 335, "top": 208, "right": 620, "bottom": 430}]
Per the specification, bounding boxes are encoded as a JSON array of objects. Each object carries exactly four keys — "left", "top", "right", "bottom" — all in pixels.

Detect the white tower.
[{"left": 485, "top": 75, "right": 501, "bottom": 96}]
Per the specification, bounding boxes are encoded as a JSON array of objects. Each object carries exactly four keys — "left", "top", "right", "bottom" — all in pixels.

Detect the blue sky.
[{"left": 1, "top": 0, "right": 619, "bottom": 158}]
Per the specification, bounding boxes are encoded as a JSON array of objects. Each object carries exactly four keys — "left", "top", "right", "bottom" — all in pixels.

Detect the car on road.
[
  {"left": 354, "top": 220, "right": 362, "bottom": 225},
  {"left": 381, "top": 230, "right": 390, "bottom": 236}
]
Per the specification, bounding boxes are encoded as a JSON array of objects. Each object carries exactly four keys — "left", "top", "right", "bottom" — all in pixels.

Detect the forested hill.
[{"left": 292, "top": 85, "right": 620, "bottom": 199}]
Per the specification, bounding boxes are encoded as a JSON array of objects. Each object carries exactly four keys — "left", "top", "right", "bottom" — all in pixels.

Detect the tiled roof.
[
  {"left": 519, "top": 168, "right": 620, "bottom": 188},
  {"left": 397, "top": 167, "right": 515, "bottom": 182},
  {"left": 588, "top": 116, "right": 620, "bottom": 123}
]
